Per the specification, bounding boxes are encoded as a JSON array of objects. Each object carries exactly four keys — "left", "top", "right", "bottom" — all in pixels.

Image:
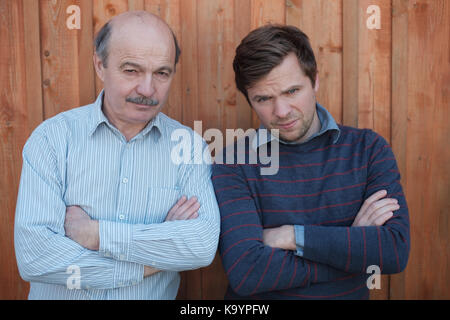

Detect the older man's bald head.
[{"left": 94, "top": 11, "right": 180, "bottom": 68}]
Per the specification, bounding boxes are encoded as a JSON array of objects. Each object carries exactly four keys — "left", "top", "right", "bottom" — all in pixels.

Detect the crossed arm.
[
  {"left": 64, "top": 196, "right": 202, "bottom": 277},
  {"left": 263, "top": 189, "right": 400, "bottom": 251},
  {"left": 211, "top": 135, "right": 410, "bottom": 296},
  {"left": 14, "top": 131, "right": 220, "bottom": 290}
]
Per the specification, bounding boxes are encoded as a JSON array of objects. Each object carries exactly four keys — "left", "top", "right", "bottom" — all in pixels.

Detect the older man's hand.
[{"left": 64, "top": 206, "right": 99, "bottom": 251}]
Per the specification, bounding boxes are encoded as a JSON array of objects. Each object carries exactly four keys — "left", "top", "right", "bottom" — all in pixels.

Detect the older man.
[
  {"left": 212, "top": 25, "right": 410, "bottom": 299},
  {"left": 14, "top": 11, "right": 220, "bottom": 299}
]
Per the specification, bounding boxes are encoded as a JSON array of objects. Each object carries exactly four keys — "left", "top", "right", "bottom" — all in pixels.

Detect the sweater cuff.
[{"left": 294, "top": 225, "right": 305, "bottom": 257}]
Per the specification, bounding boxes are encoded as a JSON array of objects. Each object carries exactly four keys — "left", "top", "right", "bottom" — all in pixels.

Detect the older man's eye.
[
  {"left": 287, "top": 88, "right": 298, "bottom": 95},
  {"left": 157, "top": 71, "right": 169, "bottom": 78},
  {"left": 124, "top": 69, "right": 137, "bottom": 73}
]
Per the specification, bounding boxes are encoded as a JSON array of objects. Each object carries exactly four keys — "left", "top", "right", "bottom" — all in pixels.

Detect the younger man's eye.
[{"left": 257, "top": 97, "right": 270, "bottom": 103}]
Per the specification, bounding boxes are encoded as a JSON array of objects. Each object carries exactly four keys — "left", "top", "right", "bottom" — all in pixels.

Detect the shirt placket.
[{"left": 116, "top": 141, "right": 134, "bottom": 227}]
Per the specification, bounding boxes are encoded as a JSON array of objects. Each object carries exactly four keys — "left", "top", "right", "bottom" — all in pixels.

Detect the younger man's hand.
[{"left": 352, "top": 190, "right": 399, "bottom": 227}]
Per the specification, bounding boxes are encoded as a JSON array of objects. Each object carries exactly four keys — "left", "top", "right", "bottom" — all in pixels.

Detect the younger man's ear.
[{"left": 313, "top": 72, "right": 320, "bottom": 92}]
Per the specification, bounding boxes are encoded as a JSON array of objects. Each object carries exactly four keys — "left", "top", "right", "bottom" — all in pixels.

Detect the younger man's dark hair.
[{"left": 233, "top": 24, "right": 317, "bottom": 105}]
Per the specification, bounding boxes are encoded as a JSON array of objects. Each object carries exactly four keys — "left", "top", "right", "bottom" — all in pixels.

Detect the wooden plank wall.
[{"left": 0, "top": 0, "right": 448, "bottom": 300}]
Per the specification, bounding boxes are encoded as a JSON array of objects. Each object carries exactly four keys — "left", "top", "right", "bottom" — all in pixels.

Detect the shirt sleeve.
[
  {"left": 294, "top": 225, "right": 305, "bottom": 256},
  {"left": 302, "top": 131, "right": 410, "bottom": 274},
  {"left": 212, "top": 159, "right": 350, "bottom": 297},
  {"left": 98, "top": 137, "right": 221, "bottom": 272},
  {"left": 14, "top": 129, "right": 144, "bottom": 290}
]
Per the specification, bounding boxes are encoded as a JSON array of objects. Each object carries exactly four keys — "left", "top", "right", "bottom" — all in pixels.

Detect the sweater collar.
[{"left": 251, "top": 103, "right": 340, "bottom": 151}]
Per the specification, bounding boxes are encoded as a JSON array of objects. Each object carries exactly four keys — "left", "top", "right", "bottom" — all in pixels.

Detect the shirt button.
[
  {"left": 119, "top": 254, "right": 125, "bottom": 260},
  {"left": 119, "top": 214, "right": 125, "bottom": 220},
  {"left": 122, "top": 178, "right": 128, "bottom": 184}
]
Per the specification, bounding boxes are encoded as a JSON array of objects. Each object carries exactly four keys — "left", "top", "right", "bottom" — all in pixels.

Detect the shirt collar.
[
  {"left": 251, "top": 103, "right": 341, "bottom": 151},
  {"left": 88, "top": 90, "right": 162, "bottom": 140}
]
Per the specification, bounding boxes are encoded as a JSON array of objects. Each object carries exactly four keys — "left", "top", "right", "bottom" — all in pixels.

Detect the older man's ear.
[{"left": 93, "top": 53, "right": 105, "bottom": 82}]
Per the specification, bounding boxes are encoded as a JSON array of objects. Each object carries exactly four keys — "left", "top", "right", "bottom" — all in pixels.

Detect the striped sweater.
[{"left": 212, "top": 125, "right": 410, "bottom": 299}]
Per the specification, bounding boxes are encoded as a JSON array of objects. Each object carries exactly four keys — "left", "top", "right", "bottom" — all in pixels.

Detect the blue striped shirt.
[{"left": 14, "top": 91, "right": 220, "bottom": 299}]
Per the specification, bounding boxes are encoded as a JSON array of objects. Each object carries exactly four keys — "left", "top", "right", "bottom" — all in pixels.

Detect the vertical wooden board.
[
  {"left": 40, "top": 0, "right": 95, "bottom": 119},
  {"left": 176, "top": 0, "right": 202, "bottom": 299},
  {"left": 234, "top": 0, "right": 253, "bottom": 131},
  {"left": 196, "top": 0, "right": 220, "bottom": 131},
  {"left": 77, "top": 0, "right": 96, "bottom": 106},
  {"left": 358, "top": 0, "right": 392, "bottom": 300},
  {"left": 195, "top": 0, "right": 254, "bottom": 300},
  {"left": 342, "top": 0, "right": 359, "bottom": 128},
  {"left": 250, "top": 0, "right": 286, "bottom": 128},
  {"left": 179, "top": 0, "right": 199, "bottom": 131},
  {"left": 357, "top": 0, "right": 391, "bottom": 143},
  {"left": 287, "top": 0, "right": 343, "bottom": 123},
  {"left": 217, "top": 0, "right": 238, "bottom": 132},
  {"left": 0, "top": 0, "right": 43, "bottom": 299},
  {"left": 250, "top": 0, "right": 286, "bottom": 27},
  {"left": 129, "top": 0, "right": 145, "bottom": 11},
  {"left": 343, "top": 0, "right": 392, "bottom": 300},
  {"left": 390, "top": 0, "right": 409, "bottom": 300},
  {"left": 401, "top": 0, "right": 450, "bottom": 299},
  {"left": 194, "top": 0, "right": 234, "bottom": 300},
  {"left": 144, "top": 0, "right": 182, "bottom": 122}
]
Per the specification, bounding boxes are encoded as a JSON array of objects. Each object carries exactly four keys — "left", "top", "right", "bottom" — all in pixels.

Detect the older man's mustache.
[{"left": 126, "top": 96, "right": 159, "bottom": 106}]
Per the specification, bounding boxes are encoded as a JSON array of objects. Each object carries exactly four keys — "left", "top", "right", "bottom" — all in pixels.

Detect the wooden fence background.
[{"left": 0, "top": 0, "right": 448, "bottom": 299}]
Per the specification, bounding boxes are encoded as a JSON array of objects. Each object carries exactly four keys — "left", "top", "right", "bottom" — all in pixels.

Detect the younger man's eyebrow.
[
  {"left": 281, "top": 84, "right": 303, "bottom": 94},
  {"left": 251, "top": 94, "right": 271, "bottom": 101}
]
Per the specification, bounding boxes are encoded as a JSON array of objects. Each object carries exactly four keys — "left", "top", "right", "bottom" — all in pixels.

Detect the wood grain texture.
[
  {"left": 343, "top": 0, "right": 393, "bottom": 299},
  {"left": 0, "top": 0, "right": 43, "bottom": 299},
  {"left": 392, "top": 0, "right": 449, "bottom": 300},
  {"left": 40, "top": 0, "right": 95, "bottom": 119},
  {"left": 1, "top": 0, "right": 448, "bottom": 300}
]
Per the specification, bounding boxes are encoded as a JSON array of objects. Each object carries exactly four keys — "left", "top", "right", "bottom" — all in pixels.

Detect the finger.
[
  {"left": 186, "top": 211, "right": 199, "bottom": 220},
  {"left": 359, "top": 190, "right": 388, "bottom": 214},
  {"left": 166, "top": 196, "right": 187, "bottom": 221},
  {"left": 173, "top": 196, "right": 199, "bottom": 217},
  {"left": 179, "top": 202, "right": 201, "bottom": 220},
  {"left": 366, "top": 198, "right": 398, "bottom": 214},
  {"left": 367, "top": 204, "right": 399, "bottom": 225},
  {"left": 372, "top": 211, "right": 394, "bottom": 226},
  {"left": 366, "top": 200, "right": 399, "bottom": 220},
  {"left": 172, "top": 200, "right": 201, "bottom": 221},
  {"left": 353, "top": 194, "right": 395, "bottom": 227}
]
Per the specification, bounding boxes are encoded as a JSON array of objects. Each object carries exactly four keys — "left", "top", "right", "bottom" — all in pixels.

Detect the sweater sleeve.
[
  {"left": 212, "top": 161, "right": 350, "bottom": 297},
  {"left": 302, "top": 131, "right": 410, "bottom": 274}
]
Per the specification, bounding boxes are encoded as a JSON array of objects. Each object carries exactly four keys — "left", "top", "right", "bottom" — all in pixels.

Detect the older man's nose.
[{"left": 136, "top": 74, "right": 156, "bottom": 97}]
